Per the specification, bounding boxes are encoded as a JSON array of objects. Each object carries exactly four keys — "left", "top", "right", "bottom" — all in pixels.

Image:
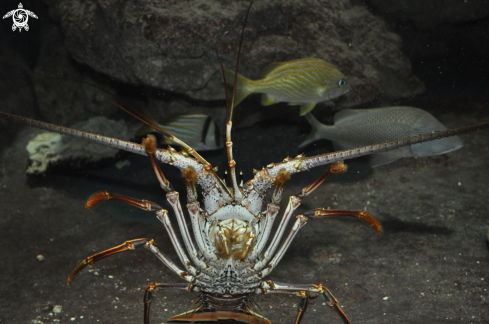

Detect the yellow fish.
[{"left": 225, "top": 58, "right": 351, "bottom": 115}]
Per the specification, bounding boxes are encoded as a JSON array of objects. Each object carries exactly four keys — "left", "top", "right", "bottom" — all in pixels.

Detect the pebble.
[
  {"left": 36, "top": 254, "right": 44, "bottom": 261},
  {"left": 53, "top": 305, "right": 62, "bottom": 314}
]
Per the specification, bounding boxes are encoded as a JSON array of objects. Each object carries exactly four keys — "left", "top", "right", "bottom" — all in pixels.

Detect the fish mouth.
[{"left": 342, "top": 82, "right": 352, "bottom": 94}]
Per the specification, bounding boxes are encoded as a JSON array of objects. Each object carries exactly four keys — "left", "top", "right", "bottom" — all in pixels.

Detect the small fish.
[
  {"left": 225, "top": 58, "right": 351, "bottom": 116},
  {"left": 137, "top": 110, "right": 223, "bottom": 151},
  {"left": 299, "top": 107, "right": 463, "bottom": 167}
]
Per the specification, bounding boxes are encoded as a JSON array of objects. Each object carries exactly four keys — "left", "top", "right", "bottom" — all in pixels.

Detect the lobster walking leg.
[
  {"left": 142, "top": 135, "right": 174, "bottom": 192},
  {"left": 67, "top": 238, "right": 197, "bottom": 285},
  {"left": 154, "top": 210, "right": 213, "bottom": 281},
  {"left": 144, "top": 135, "right": 213, "bottom": 272},
  {"left": 297, "top": 161, "right": 347, "bottom": 198},
  {"left": 264, "top": 281, "right": 352, "bottom": 324},
  {"left": 304, "top": 209, "right": 382, "bottom": 233},
  {"left": 67, "top": 238, "right": 148, "bottom": 285},
  {"left": 143, "top": 282, "right": 189, "bottom": 324},
  {"left": 294, "top": 291, "right": 309, "bottom": 324},
  {"left": 244, "top": 214, "right": 308, "bottom": 281},
  {"left": 251, "top": 195, "right": 302, "bottom": 271}
]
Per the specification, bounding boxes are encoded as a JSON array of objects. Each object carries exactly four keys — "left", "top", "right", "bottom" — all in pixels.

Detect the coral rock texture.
[{"left": 45, "top": 0, "right": 425, "bottom": 107}]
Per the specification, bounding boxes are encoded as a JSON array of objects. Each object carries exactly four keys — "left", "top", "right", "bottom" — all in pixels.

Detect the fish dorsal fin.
[
  {"left": 333, "top": 109, "right": 367, "bottom": 123},
  {"left": 260, "top": 62, "right": 286, "bottom": 78}
]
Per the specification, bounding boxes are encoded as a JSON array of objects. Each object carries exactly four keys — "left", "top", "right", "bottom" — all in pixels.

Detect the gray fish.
[{"left": 300, "top": 107, "right": 463, "bottom": 167}]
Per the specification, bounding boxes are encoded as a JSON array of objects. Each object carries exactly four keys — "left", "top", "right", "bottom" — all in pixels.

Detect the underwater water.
[{"left": 0, "top": 1, "right": 488, "bottom": 323}]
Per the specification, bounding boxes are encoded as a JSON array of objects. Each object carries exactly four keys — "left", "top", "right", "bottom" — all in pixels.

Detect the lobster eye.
[{"left": 338, "top": 79, "right": 346, "bottom": 87}]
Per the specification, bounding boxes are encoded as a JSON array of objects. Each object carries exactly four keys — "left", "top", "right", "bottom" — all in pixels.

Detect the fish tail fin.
[
  {"left": 298, "top": 113, "right": 334, "bottom": 148},
  {"left": 136, "top": 109, "right": 159, "bottom": 136},
  {"left": 224, "top": 69, "right": 253, "bottom": 107}
]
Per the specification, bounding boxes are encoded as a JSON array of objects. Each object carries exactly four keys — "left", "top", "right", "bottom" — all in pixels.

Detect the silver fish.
[
  {"left": 137, "top": 110, "right": 223, "bottom": 151},
  {"left": 300, "top": 107, "right": 464, "bottom": 167},
  {"left": 225, "top": 58, "right": 351, "bottom": 116}
]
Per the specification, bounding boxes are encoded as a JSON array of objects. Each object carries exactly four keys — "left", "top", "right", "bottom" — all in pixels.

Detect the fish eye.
[{"left": 338, "top": 79, "right": 346, "bottom": 87}]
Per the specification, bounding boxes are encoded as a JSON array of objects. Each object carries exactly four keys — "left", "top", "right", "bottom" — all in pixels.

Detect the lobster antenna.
[
  {"left": 220, "top": 0, "right": 254, "bottom": 202},
  {"left": 230, "top": 0, "right": 254, "bottom": 123},
  {"left": 215, "top": 31, "right": 230, "bottom": 123},
  {"left": 36, "top": 78, "right": 233, "bottom": 201},
  {"left": 298, "top": 121, "right": 489, "bottom": 171}
]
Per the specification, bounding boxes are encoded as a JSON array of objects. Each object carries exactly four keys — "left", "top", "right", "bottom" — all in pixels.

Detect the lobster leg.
[
  {"left": 67, "top": 238, "right": 148, "bottom": 285},
  {"left": 142, "top": 135, "right": 174, "bottom": 192},
  {"left": 250, "top": 203, "right": 280, "bottom": 259},
  {"left": 82, "top": 191, "right": 210, "bottom": 278},
  {"left": 245, "top": 215, "right": 308, "bottom": 281},
  {"left": 144, "top": 136, "right": 215, "bottom": 273},
  {"left": 250, "top": 195, "right": 302, "bottom": 271},
  {"left": 304, "top": 208, "right": 382, "bottom": 233},
  {"left": 250, "top": 170, "right": 291, "bottom": 259},
  {"left": 143, "top": 282, "right": 190, "bottom": 324},
  {"left": 155, "top": 210, "right": 214, "bottom": 281},
  {"left": 294, "top": 291, "right": 309, "bottom": 324},
  {"left": 165, "top": 192, "right": 215, "bottom": 273},
  {"left": 297, "top": 161, "right": 347, "bottom": 198},
  {"left": 264, "top": 281, "right": 352, "bottom": 324},
  {"left": 250, "top": 162, "right": 347, "bottom": 270},
  {"left": 187, "top": 201, "right": 219, "bottom": 262},
  {"left": 67, "top": 238, "right": 195, "bottom": 285},
  {"left": 85, "top": 191, "right": 162, "bottom": 211}
]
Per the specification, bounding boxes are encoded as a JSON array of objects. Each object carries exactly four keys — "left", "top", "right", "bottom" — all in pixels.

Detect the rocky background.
[
  {"left": 1, "top": 0, "right": 488, "bottom": 128},
  {"left": 0, "top": 0, "right": 488, "bottom": 323}
]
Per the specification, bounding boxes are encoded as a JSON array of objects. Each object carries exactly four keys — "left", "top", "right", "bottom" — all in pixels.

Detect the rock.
[
  {"left": 44, "top": 0, "right": 424, "bottom": 108},
  {"left": 26, "top": 116, "right": 135, "bottom": 174},
  {"left": 33, "top": 12, "right": 119, "bottom": 126},
  {"left": 52, "top": 305, "right": 62, "bottom": 314},
  {"left": 0, "top": 36, "right": 37, "bottom": 119}
]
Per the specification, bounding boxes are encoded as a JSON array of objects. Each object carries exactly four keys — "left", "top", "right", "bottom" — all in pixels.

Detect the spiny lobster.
[{"left": 1, "top": 1, "right": 489, "bottom": 324}]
